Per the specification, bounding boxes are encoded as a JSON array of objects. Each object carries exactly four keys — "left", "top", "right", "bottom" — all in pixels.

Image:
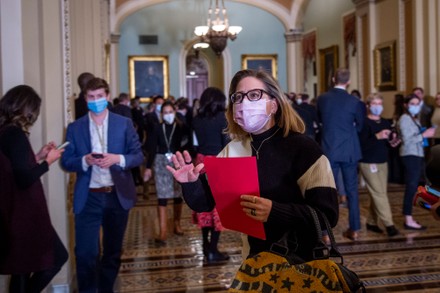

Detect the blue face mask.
[
  {"left": 408, "top": 104, "right": 421, "bottom": 116},
  {"left": 88, "top": 97, "right": 108, "bottom": 114},
  {"left": 155, "top": 104, "right": 162, "bottom": 113},
  {"left": 369, "top": 105, "right": 383, "bottom": 116}
]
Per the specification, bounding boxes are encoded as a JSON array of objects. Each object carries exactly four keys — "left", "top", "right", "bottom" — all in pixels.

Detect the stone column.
[
  {"left": 110, "top": 33, "right": 121, "bottom": 96},
  {"left": 284, "top": 28, "right": 304, "bottom": 93}
]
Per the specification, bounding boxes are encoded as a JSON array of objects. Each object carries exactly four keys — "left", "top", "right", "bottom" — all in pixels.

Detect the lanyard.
[
  {"left": 162, "top": 123, "right": 176, "bottom": 153},
  {"left": 93, "top": 121, "right": 106, "bottom": 152}
]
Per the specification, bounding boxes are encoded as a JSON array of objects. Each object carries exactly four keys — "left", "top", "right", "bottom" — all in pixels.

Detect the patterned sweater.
[{"left": 181, "top": 126, "right": 338, "bottom": 261}]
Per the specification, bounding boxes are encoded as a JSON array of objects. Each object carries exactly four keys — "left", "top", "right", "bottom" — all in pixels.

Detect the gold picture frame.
[
  {"left": 128, "top": 55, "right": 169, "bottom": 101},
  {"left": 241, "top": 54, "right": 278, "bottom": 79},
  {"left": 319, "top": 45, "right": 339, "bottom": 93},
  {"left": 374, "top": 41, "right": 397, "bottom": 91}
]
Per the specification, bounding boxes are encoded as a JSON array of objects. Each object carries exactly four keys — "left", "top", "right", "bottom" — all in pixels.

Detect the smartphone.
[
  {"left": 57, "top": 141, "right": 70, "bottom": 150},
  {"left": 91, "top": 153, "right": 104, "bottom": 159}
]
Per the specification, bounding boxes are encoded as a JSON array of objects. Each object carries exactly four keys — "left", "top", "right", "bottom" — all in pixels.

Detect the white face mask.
[
  {"left": 369, "top": 105, "right": 383, "bottom": 116},
  {"left": 163, "top": 113, "right": 175, "bottom": 124},
  {"left": 408, "top": 104, "right": 421, "bottom": 116}
]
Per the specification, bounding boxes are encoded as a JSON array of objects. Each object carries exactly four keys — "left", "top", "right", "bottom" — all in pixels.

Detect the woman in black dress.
[
  {"left": 192, "top": 87, "right": 230, "bottom": 262},
  {"left": 0, "top": 85, "right": 68, "bottom": 292}
]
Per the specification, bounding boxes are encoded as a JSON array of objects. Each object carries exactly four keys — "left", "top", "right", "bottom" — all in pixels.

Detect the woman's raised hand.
[{"left": 166, "top": 150, "right": 204, "bottom": 183}]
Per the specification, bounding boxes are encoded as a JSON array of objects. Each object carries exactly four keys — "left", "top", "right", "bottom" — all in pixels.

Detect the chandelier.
[{"left": 193, "top": 0, "right": 242, "bottom": 56}]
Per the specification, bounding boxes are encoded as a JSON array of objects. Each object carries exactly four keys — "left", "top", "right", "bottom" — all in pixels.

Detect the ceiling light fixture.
[{"left": 193, "top": 0, "right": 242, "bottom": 56}]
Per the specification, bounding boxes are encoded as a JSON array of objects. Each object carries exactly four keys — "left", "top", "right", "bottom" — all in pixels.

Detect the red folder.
[{"left": 203, "top": 156, "right": 266, "bottom": 240}]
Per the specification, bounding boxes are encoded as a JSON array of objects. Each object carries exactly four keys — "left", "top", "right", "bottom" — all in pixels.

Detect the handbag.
[{"left": 228, "top": 206, "right": 365, "bottom": 292}]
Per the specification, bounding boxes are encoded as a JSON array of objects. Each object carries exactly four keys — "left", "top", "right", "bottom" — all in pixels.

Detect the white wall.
[{"left": 0, "top": 0, "right": 24, "bottom": 92}]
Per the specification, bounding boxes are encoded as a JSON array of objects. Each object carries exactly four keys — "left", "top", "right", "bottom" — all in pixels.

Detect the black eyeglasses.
[{"left": 230, "top": 89, "right": 271, "bottom": 104}]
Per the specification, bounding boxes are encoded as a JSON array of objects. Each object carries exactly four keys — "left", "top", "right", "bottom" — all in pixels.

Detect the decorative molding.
[
  {"left": 398, "top": 0, "right": 405, "bottom": 91},
  {"left": 302, "top": 31, "right": 316, "bottom": 60},
  {"left": 343, "top": 12, "right": 356, "bottom": 68},
  {"left": 114, "top": 0, "right": 294, "bottom": 33},
  {"left": 101, "top": 0, "right": 110, "bottom": 81},
  {"left": 284, "top": 28, "right": 303, "bottom": 42},
  {"left": 62, "top": 0, "right": 73, "bottom": 125},
  {"left": 111, "top": 33, "right": 121, "bottom": 43},
  {"left": 356, "top": 14, "right": 364, "bottom": 95},
  {"left": 352, "top": 0, "right": 382, "bottom": 7}
]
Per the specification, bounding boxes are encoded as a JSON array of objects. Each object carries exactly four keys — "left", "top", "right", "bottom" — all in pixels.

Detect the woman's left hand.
[
  {"left": 166, "top": 151, "right": 204, "bottom": 183},
  {"left": 35, "top": 141, "right": 56, "bottom": 161},
  {"left": 240, "top": 195, "right": 272, "bottom": 222}
]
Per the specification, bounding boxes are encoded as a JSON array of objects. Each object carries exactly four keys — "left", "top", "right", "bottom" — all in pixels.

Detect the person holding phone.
[
  {"left": 358, "top": 93, "right": 400, "bottom": 237},
  {"left": 61, "top": 78, "right": 143, "bottom": 292},
  {"left": 0, "top": 85, "right": 68, "bottom": 292},
  {"left": 398, "top": 93, "right": 436, "bottom": 230}
]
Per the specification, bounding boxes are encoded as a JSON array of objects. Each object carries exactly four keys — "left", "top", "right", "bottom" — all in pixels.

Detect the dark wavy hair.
[
  {"left": 403, "top": 93, "right": 421, "bottom": 115},
  {"left": 197, "top": 87, "right": 226, "bottom": 118},
  {"left": 84, "top": 77, "right": 110, "bottom": 95},
  {"left": 0, "top": 85, "right": 41, "bottom": 133}
]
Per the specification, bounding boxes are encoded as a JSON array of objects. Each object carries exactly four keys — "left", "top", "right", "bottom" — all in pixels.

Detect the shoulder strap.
[
  {"left": 309, "top": 206, "right": 345, "bottom": 263},
  {"left": 408, "top": 115, "right": 422, "bottom": 131},
  {"left": 268, "top": 206, "right": 344, "bottom": 264}
]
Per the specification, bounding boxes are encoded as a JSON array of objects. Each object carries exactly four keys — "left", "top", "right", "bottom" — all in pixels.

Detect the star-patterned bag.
[{"left": 229, "top": 207, "right": 365, "bottom": 293}]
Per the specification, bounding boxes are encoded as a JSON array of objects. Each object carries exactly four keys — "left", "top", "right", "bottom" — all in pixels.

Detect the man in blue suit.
[
  {"left": 61, "top": 78, "right": 143, "bottom": 292},
  {"left": 317, "top": 68, "right": 365, "bottom": 241}
]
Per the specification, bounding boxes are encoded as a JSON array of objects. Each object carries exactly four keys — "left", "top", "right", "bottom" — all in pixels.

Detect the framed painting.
[
  {"left": 241, "top": 54, "right": 278, "bottom": 79},
  {"left": 128, "top": 55, "right": 169, "bottom": 101},
  {"left": 319, "top": 45, "right": 339, "bottom": 93},
  {"left": 374, "top": 41, "right": 396, "bottom": 91}
]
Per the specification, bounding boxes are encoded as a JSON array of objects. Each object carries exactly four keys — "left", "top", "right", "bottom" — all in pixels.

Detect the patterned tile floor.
[{"left": 114, "top": 184, "right": 440, "bottom": 292}]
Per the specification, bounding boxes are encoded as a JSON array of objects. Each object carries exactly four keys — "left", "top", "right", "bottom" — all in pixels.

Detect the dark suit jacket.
[
  {"left": 111, "top": 104, "right": 132, "bottom": 119},
  {"left": 61, "top": 112, "right": 143, "bottom": 214},
  {"left": 317, "top": 88, "right": 364, "bottom": 163},
  {"left": 74, "top": 92, "right": 88, "bottom": 120},
  {"left": 293, "top": 104, "right": 317, "bottom": 140},
  {"left": 144, "top": 111, "right": 160, "bottom": 136}
]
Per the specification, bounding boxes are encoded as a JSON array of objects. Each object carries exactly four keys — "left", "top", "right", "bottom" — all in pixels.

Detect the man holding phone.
[{"left": 61, "top": 78, "right": 143, "bottom": 292}]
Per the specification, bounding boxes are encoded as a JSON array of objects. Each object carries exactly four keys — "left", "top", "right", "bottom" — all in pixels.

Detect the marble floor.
[{"left": 114, "top": 184, "right": 440, "bottom": 292}]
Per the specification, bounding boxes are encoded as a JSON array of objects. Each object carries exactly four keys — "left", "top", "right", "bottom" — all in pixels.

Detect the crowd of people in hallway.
[
  {"left": 2, "top": 67, "right": 440, "bottom": 292},
  {"left": 283, "top": 70, "right": 440, "bottom": 240}
]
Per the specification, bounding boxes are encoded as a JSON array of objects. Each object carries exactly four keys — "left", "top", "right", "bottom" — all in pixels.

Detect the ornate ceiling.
[{"left": 116, "top": 0, "right": 296, "bottom": 12}]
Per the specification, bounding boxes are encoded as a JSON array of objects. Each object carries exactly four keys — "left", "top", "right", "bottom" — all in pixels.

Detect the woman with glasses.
[{"left": 167, "top": 69, "right": 338, "bottom": 261}]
